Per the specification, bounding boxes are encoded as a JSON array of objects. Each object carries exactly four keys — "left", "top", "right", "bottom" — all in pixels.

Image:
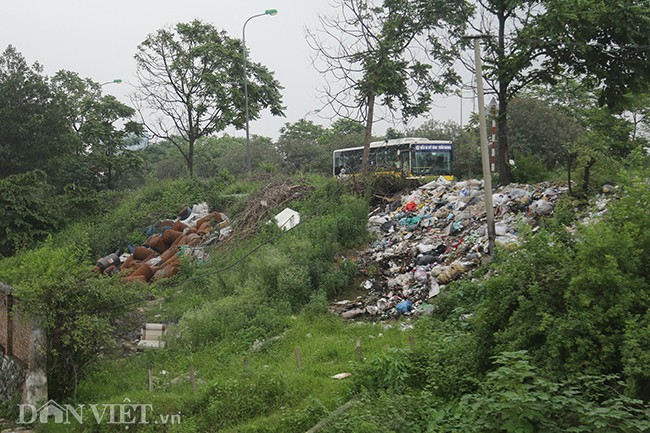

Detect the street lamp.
[
  {"left": 243, "top": 9, "right": 278, "bottom": 174},
  {"left": 303, "top": 108, "right": 321, "bottom": 120},
  {"left": 94, "top": 79, "right": 122, "bottom": 99},
  {"left": 100, "top": 78, "right": 123, "bottom": 87}
]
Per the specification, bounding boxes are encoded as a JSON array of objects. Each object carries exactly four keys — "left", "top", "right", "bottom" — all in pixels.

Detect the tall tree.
[
  {"left": 51, "top": 70, "right": 143, "bottom": 189},
  {"left": 508, "top": 96, "right": 583, "bottom": 171},
  {"left": 276, "top": 119, "right": 330, "bottom": 173},
  {"left": 472, "top": 0, "right": 650, "bottom": 184},
  {"left": 134, "top": 20, "right": 285, "bottom": 176},
  {"left": 0, "top": 46, "right": 70, "bottom": 179},
  {"left": 307, "top": 0, "right": 474, "bottom": 172}
]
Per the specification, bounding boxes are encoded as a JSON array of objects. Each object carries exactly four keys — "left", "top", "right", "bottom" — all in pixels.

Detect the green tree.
[
  {"left": 307, "top": 0, "right": 473, "bottom": 172},
  {"left": 331, "top": 118, "right": 365, "bottom": 136},
  {"left": 0, "top": 171, "right": 60, "bottom": 257},
  {"left": 51, "top": 70, "right": 144, "bottom": 189},
  {"left": 0, "top": 46, "right": 71, "bottom": 179},
  {"left": 529, "top": 80, "right": 646, "bottom": 193},
  {"left": 475, "top": 0, "right": 650, "bottom": 185},
  {"left": 276, "top": 119, "right": 330, "bottom": 173},
  {"left": 134, "top": 20, "right": 285, "bottom": 176},
  {"left": 0, "top": 236, "right": 144, "bottom": 398},
  {"left": 507, "top": 96, "right": 583, "bottom": 182},
  {"left": 195, "top": 134, "right": 281, "bottom": 177},
  {"left": 540, "top": 0, "right": 650, "bottom": 111}
]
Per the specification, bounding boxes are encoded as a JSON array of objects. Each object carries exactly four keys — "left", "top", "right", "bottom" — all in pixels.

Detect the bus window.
[
  {"left": 413, "top": 151, "right": 452, "bottom": 175},
  {"left": 399, "top": 150, "right": 410, "bottom": 175}
]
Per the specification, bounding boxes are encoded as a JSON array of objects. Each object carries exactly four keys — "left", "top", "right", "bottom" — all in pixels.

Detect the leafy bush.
[
  {"left": 200, "top": 371, "right": 294, "bottom": 429},
  {"left": 354, "top": 348, "right": 414, "bottom": 393},
  {"left": 511, "top": 150, "right": 551, "bottom": 183},
  {"left": 170, "top": 291, "right": 289, "bottom": 351},
  {"left": 0, "top": 236, "right": 145, "bottom": 398},
  {"left": 443, "top": 351, "right": 650, "bottom": 433},
  {"left": 322, "top": 391, "right": 441, "bottom": 433},
  {"left": 0, "top": 170, "right": 62, "bottom": 257},
  {"left": 468, "top": 173, "right": 650, "bottom": 399}
]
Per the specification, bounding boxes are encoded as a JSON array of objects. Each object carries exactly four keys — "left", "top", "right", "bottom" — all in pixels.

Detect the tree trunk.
[
  {"left": 188, "top": 139, "right": 195, "bottom": 177},
  {"left": 107, "top": 163, "right": 113, "bottom": 189},
  {"left": 496, "top": 94, "right": 511, "bottom": 185},
  {"left": 581, "top": 156, "right": 596, "bottom": 196},
  {"left": 566, "top": 152, "right": 574, "bottom": 197},
  {"left": 361, "top": 92, "right": 375, "bottom": 175},
  {"left": 496, "top": 8, "right": 511, "bottom": 186}
]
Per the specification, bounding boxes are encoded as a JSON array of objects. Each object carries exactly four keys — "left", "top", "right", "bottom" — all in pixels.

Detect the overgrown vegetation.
[
  {"left": 320, "top": 163, "right": 650, "bottom": 432},
  {"left": 0, "top": 161, "right": 646, "bottom": 432},
  {"left": 2, "top": 2, "right": 650, "bottom": 430}
]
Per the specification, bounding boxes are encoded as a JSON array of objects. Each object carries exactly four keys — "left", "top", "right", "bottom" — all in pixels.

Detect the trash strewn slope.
[
  {"left": 332, "top": 177, "right": 570, "bottom": 320},
  {"left": 93, "top": 203, "right": 231, "bottom": 283}
]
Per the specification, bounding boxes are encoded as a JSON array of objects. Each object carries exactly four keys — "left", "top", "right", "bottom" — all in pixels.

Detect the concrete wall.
[
  {"left": 0, "top": 351, "right": 26, "bottom": 402},
  {"left": 0, "top": 283, "right": 47, "bottom": 405},
  {"left": 0, "top": 283, "right": 13, "bottom": 357}
]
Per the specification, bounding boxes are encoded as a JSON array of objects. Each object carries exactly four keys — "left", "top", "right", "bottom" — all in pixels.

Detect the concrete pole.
[
  {"left": 23, "top": 317, "right": 47, "bottom": 405},
  {"left": 473, "top": 38, "right": 496, "bottom": 255}
]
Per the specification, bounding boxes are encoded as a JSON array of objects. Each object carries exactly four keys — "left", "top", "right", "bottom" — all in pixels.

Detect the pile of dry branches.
[{"left": 229, "top": 181, "right": 313, "bottom": 240}]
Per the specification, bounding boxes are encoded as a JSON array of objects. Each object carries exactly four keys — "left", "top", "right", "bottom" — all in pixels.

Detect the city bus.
[{"left": 333, "top": 137, "right": 453, "bottom": 180}]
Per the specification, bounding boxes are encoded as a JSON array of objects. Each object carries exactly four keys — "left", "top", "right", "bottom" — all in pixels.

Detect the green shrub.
[
  {"left": 322, "top": 391, "right": 441, "bottom": 433},
  {"left": 170, "top": 292, "right": 289, "bottom": 351},
  {"left": 511, "top": 150, "right": 550, "bottom": 183},
  {"left": 0, "top": 170, "right": 62, "bottom": 257},
  {"left": 443, "top": 351, "right": 650, "bottom": 433},
  {"left": 354, "top": 348, "right": 413, "bottom": 393},
  {"left": 0, "top": 236, "right": 145, "bottom": 399},
  {"left": 200, "top": 371, "right": 294, "bottom": 429}
]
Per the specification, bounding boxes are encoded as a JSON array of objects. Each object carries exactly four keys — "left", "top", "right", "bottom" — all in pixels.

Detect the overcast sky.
[{"left": 1, "top": 0, "right": 470, "bottom": 140}]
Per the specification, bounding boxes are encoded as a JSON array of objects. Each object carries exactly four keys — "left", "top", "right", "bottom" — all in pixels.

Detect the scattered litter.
[
  {"left": 137, "top": 323, "right": 167, "bottom": 349},
  {"left": 93, "top": 202, "right": 231, "bottom": 283},
  {"left": 331, "top": 179, "right": 571, "bottom": 319},
  {"left": 331, "top": 373, "right": 352, "bottom": 380}
]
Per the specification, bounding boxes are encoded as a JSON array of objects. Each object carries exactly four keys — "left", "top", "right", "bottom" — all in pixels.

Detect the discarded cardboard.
[{"left": 274, "top": 207, "right": 300, "bottom": 231}]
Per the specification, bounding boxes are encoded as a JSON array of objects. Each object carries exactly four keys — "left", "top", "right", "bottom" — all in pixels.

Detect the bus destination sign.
[{"left": 415, "top": 144, "right": 452, "bottom": 151}]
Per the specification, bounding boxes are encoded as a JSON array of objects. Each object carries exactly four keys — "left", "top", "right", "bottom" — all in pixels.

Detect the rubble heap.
[
  {"left": 93, "top": 202, "right": 231, "bottom": 283},
  {"left": 331, "top": 178, "right": 568, "bottom": 320}
]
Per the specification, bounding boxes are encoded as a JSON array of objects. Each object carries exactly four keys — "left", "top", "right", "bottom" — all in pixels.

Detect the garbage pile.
[
  {"left": 93, "top": 203, "right": 231, "bottom": 283},
  {"left": 331, "top": 178, "right": 568, "bottom": 320}
]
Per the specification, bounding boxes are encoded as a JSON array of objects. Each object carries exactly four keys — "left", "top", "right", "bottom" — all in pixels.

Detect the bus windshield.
[
  {"left": 412, "top": 144, "right": 453, "bottom": 176},
  {"left": 412, "top": 150, "right": 452, "bottom": 176}
]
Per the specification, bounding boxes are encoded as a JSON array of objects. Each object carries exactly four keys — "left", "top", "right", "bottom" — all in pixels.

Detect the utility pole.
[
  {"left": 468, "top": 36, "right": 496, "bottom": 255},
  {"left": 489, "top": 97, "right": 498, "bottom": 174}
]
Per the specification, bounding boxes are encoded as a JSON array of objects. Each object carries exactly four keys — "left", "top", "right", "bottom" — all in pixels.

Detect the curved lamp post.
[
  {"left": 95, "top": 79, "right": 123, "bottom": 98},
  {"left": 243, "top": 9, "right": 278, "bottom": 174},
  {"left": 303, "top": 108, "right": 321, "bottom": 119},
  {"left": 100, "top": 79, "right": 123, "bottom": 87}
]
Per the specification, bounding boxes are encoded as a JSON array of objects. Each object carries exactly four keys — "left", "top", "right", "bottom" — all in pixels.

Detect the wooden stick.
[
  {"left": 148, "top": 366, "right": 153, "bottom": 392},
  {"left": 189, "top": 366, "right": 196, "bottom": 392},
  {"left": 305, "top": 399, "right": 358, "bottom": 433},
  {"left": 295, "top": 346, "right": 303, "bottom": 369},
  {"left": 355, "top": 338, "right": 363, "bottom": 362}
]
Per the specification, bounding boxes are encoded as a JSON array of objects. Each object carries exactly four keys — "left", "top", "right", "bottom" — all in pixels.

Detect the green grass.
[{"left": 66, "top": 312, "right": 416, "bottom": 433}]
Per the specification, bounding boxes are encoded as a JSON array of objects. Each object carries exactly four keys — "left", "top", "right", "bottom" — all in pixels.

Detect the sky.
[{"left": 1, "top": 0, "right": 471, "bottom": 141}]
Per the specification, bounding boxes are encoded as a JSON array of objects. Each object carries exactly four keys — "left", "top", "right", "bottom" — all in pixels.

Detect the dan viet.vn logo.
[{"left": 18, "top": 399, "right": 181, "bottom": 426}]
